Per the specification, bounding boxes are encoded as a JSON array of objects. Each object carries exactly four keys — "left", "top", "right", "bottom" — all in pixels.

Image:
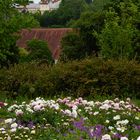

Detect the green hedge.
[{"left": 0, "top": 58, "right": 140, "bottom": 98}]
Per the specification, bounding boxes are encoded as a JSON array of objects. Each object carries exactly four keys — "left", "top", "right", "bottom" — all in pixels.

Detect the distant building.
[{"left": 16, "top": 0, "right": 61, "bottom": 14}]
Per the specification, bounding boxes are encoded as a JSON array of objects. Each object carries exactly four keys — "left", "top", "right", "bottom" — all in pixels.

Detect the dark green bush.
[
  {"left": 0, "top": 58, "right": 139, "bottom": 98},
  {"left": 27, "top": 39, "right": 53, "bottom": 64},
  {"left": 60, "top": 32, "right": 85, "bottom": 61}
]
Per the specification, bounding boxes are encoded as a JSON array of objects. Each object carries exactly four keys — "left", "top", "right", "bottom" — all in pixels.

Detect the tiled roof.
[{"left": 16, "top": 28, "right": 73, "bottom": 60}]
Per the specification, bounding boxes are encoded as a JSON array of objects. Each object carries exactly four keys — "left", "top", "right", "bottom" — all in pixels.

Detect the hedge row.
[{"left": 0, "top": 58, "right": 140, "bottom": 98}]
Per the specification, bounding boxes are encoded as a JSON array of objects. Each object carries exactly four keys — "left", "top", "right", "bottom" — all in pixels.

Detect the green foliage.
[
  {"left": 90, "top": 0, "right": 112, "bottom": 12},
  {"left": 0, "top": 0, "right": 20, "bottom": 68},
  {"left": 94, "top": 0, "right": 140, "bottom": 60},
  {"left": 40, "top": 0, "right": 87, "bottom": 27},
  {"left": 75, "top": 11, "right": 105, "bottom": 57},
  {"left": 60, "top": 33, "right": 85, "bottom": 61},
  {"left": 0, "top": 0, "right": 39, "bottom": 68},
  {"left": 94, "top": 11, "right": 135, "bottom": 59},
  {"left": 73, "top": 0, "right": 140, "bottom": 60},
  {"left": 0, "top": 58, "right": 139, "bottom": 98},
  {"left": 19, "top": 48, "right": 29, "bottom": 62},
  {"left": 27, "top": 39, "right": 53, "bottom": 63}
]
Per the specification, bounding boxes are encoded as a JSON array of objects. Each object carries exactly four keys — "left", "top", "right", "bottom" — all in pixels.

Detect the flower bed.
[{"left": 0, "top": 97, "right": 140, "bottom": 140}]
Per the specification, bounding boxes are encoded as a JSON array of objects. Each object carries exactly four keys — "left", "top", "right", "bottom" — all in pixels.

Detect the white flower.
[
  {"left": 135, "top": 116, "right": 139, "bottom": 120},
  {"left": 52, "top": 104, "right": 59, "bottom": 110},
  {"left": 26, "top": 107, "right": 34, "bottom": 113},
  {"left": 15, "top": 136, "right": 20, "bottom": 139},
  {"left": 120, "top": 137, "right": 128, "bottom": 140},
  {"left": 10, "top": 128, "right": 17, "bottom": 132},
  {"left": 108, "top": 126, "right": 114, "bottom": 130},
  {"left": 122, "top": 119, "right": 129, "bottom": 125},
  {"left": 101, "top": 134, "right": 111, "bottom": 140},
  {"left": 116, "top": 120, "right": 129, "bottom": 126},
  {"left": 24, "top": 127, "right": 30, "bottom": 130},
  {"left": 33, "top": 105, "right": 41, "bottom": 111},
  {"left": 31, "top": 130, "right": 35, "bottom": 134},
  {"left": 137, "top": 136, "right": 140, "bottom": 140},
  {"left": 63, "top": 122, "right": 69, "bottom": 126},
  {"left": 1, "top": 131, "right": 6, "bottom": 134},
  {"left": 94, "top": 111, "right": 99, "bottom": 115},
  {"left": 72, "top": 105, "right": 78, "bottom": 110},
  {"left": 113, "top": 115, "right": 120, "bottom": 120},
  {"left": 7, "top": 135, "right": 11, "bottom": 140},
  {"left": 0, "top": 128, "right": 5, "bottom": 131},
  {"left": 15, "top": 109, "right": 23, "bottom": 116},
  {"left": 106, "top": 120, "right": 110, "bottom": 123},
  {"left": 4, "top": 103, "right": 8, "bottom": 106},
  {"left": 71, "top": 110, "right": 78, "bottom": 118},
  {"left": 5, "top": 118, "right": 13, "bottom": 124},
  {"left": 114, "top": 103, "right": 120, "bottom": 110},
  {"left": 82, "top": 100, "right": 88, "bottom": 105},
  {"left": 64, "top": 109, "right": 71, "bottom": 116},
  {"left": 78, "top": 109, "right": 81, "bottom": 112},
  {"left": 11, "top": 123, "right": 18, "bottom": 128},
  {"left": 117, "top": 127, "right": 126, "bottom": 132},
  {"left": 87, "top": 101, "right": 94, "bottom": 106},
  {"left": 99, "top": 104, "right": 111, "bottom": 110}
]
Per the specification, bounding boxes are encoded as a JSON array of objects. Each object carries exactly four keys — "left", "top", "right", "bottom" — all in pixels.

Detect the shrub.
[
  {"left": 27, "top": 39, "right": 53, "bottom": 64},
  {"left": 19, "top": 48, "right": 29, "bottom": 63},
  {"left": 60, "top": 32, "right": 85, "bottom": 61},
  {"left": 0, "top": 58, "right": 139, "bottom": 98}
]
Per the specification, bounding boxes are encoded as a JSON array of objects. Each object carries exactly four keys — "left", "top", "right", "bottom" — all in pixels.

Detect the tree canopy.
[
  {"left": 0, "top": 0, "right": 39, "bottom": 68},
  {"left": 60, "top": 0, "right": 140, "bottom": 61},
  {"left": 40, "top": 0, "right": 87, "bottom": 27}
]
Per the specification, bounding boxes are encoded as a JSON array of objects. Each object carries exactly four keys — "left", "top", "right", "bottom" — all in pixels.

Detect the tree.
[
  {"left": 14, "top": 0, "right": 31, "bottom": 13},
  {"left": 60, "top": 32, "right": 85, "bottom": 61},
  {"left": 40, "top": 0, "right": 87, "bottom": 27},
  {"left": 85, "top": 0, "right": 92, "bottom": 4},
  {"left": 75, "top": 11, "right": 105, "bottom": 56},
  {"left": 95, "top": 14, "right": 134, "bottom": 59},
  {"left": 89, "top": 0, "right": 112, "bottom": 12},
  {"left": 0, "top": 0, "right": 39, "bottom": 68},
  {"left": 94, "top": 1, "right": 140, "bottom": 60},
  {"left": 0, "top": 0, "right": 19, "bottom": 68},
  {"left": 27, "top": 39, "right": 53, "bottom": 64}
]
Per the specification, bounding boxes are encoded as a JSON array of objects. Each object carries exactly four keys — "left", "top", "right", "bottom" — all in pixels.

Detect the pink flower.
[
  {"left": 34, "top": 105, "right": 42, "bottom": 111},
  {"left": 15, "top": 109, "right": 23, "bottom": 116},
  {"left": 0, "top": 102, "right": 4, "bottom": 107}
]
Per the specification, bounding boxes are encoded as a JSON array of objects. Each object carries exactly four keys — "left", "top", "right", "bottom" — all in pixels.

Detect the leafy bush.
[
  {"left": 60, "top": 32, "right": 85, "bottom": 61},
  {"left": 27, "top": 39, "right": 53, "bottom": 64},
  {"left": 19, "top": 48, "right": 29, "bottom": 63},
  {"left": 0, "top": 58, "right": 139, "bottom": 98}
]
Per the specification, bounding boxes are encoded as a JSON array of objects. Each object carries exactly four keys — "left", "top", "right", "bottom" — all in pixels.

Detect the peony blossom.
[
  {"left": 11, "top": 123, "right": 18, "bottom": 128},
  {"left": 120, "top": 137, "right": 128, "bottom": 140},
  {"left": 113, "top": 115, "right": 120, "bottom": 120},
  {"left": 5, "top": 118, "right": 13, "bottom": 124},
  {"left": 15, "top": 109, "right": 23, "bottom": 116},
  {"left": 10, "top": 128, "right": 17, "bottom": 132},
  {"left": 101, "top": 134, "right": 111, "bottom": 140},
  {"left": 71, "top": 110, "right": 78, "bottom": 118},
  {"left": 31, "top": 130, "right": 36, "bottom": 134}
]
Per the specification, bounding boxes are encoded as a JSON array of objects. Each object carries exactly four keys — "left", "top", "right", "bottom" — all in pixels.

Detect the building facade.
[{"left": 16, "top": 0, "right": 61, "bottom": 14}]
